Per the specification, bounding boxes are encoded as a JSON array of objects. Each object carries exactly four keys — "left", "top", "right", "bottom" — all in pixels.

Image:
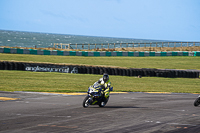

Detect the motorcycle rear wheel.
[
  {"left": 194, "top": 98, "right": 200, "bottom": 107},
  {"left": 99, "top": 96, "right": 109, "bottom": 107}
]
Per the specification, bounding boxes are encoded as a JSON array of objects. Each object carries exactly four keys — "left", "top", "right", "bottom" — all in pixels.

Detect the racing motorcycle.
[
  {"left": 194, "top": 95, "right": 200, "bottom": 107},
  {"left": 83, "top": 83, "right": 113, "bottom": 108}
]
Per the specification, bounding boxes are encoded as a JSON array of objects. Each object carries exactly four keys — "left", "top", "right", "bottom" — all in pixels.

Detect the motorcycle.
[
  {"left": 194, "top": 95, "right": 200, "bottom": 107},
  {"left": 83, "top": 83, "right": 113, "bottom": 108}
]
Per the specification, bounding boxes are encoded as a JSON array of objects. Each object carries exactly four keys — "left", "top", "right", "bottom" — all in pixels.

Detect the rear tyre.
[
  {"left": 194, "top": 98, "right": 200, "bottom": 107},
  {"left": 99, "top": 96, "right": 109, "bottom": 107},
  {"left": 83, "top": 95, "right": 90, "bottom": 108}
]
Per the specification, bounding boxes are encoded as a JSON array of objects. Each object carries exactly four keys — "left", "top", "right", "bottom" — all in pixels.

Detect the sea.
[{"left": 0, "top": 29, "right": 198, "bottom": 49}]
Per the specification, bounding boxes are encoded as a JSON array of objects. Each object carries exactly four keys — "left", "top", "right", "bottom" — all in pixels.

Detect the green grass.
[
  {"left": 1, "top": 53, "right": 200, "bottom": 93},
  {"left": 1, "top": 70, "right": 200, "bottom": 93},
  {"left": 0, "top": 53, "right": 200, "bottom": 70}
]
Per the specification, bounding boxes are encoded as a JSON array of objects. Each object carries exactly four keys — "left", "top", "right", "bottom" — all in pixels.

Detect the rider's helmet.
[{"left": 103, "top": 73, "right": 109, "bottom": 82}]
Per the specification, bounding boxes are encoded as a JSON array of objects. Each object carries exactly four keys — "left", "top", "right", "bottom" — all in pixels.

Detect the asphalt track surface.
[{"left": 0, "top": 91, "right": 200, "bottom": 133}]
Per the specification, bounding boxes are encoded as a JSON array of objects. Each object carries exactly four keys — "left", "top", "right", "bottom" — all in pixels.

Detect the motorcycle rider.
[{"left": 94, "top": 73, "right": 111, "bottom": 104}]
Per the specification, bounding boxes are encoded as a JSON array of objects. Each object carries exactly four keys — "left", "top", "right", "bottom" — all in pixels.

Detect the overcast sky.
[{"left": 0, "top": 0, "right": 199, "bottom": 41}]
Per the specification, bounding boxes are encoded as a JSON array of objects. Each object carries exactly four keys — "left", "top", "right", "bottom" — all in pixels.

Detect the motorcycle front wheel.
[
  {"left": 83, "top": 95, "right": 90, "bottom": 108},
  {"left": 194, "top": 97, "right": 200, "bottom": 107}
]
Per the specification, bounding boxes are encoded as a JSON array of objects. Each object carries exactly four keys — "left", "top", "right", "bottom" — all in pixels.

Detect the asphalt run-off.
[{"left": 0, "top": 91, "right": 200, "bottom": 133}]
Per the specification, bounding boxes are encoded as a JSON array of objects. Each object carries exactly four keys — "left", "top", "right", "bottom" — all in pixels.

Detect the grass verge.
[
  {"left": 0, "top": 53, "right": 200, "bottom": 70},
  {"left": 0, "top": 70, "right": 200, "bottom": 93}
]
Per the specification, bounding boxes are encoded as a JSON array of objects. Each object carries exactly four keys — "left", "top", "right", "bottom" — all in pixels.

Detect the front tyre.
[
  {"left": 194, "top": 97, "right": 200, "bottom": 107},
  {"left": 83, "top": 95, "right": 90, "bottom": 108}
]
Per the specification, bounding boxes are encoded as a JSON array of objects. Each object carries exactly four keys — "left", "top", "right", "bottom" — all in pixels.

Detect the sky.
[{"left": 0, "top": 0, "right": 200, "bottom": 41}]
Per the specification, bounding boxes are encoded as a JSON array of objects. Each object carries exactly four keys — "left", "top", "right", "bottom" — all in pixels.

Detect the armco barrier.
[
  {"left": 0, "top": 47, "right": 199, "bottom": 57},
  {"left": 0, "top": 61, "right": 199, "bottom": 78}
]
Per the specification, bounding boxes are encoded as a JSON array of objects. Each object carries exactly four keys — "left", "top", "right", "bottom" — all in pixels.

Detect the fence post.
[
  {"left": 82, "top": 44, "right": 84, "bottom": 50},
  {"left": 101, "top": 43, "right": 103, "bottom": 49},
  {"left": 108, "top": 43, "right": 109, "bottom": 49},
  {"left": 145, "top": 43, "right": 146, "bottom": 48},
  {"left": 193, "top": 42, "right": 195, "bottom": 46},
  {"left": 162, "top": 42, "right": 163, "bottom": 47},
  {"left": 95, "top": 44, "right": 96, "bottom": 49},
  {"left": 120, "top": 43, "right": 122, "bottom": 48},
  {"left": 69, "top": 44, "right": 70, "bottom": 49},
  {"left": 114, "top": 43, "right": 115, "bottom": 49},
  {"left": 88, "top": 44, "right": 90, "bottom": 50},
  {"left": 133, "top": 43, "right": 134, "bottom": 48},
  {"left": 187, "top": 42, "right": 188, "bottom": 47},
  {"left": 156, "top": 42, "right": 157, "bottom": 48},
  {"left": 168, "top": 42, "right": 169, "bottom": 47},
  {"left": 181, "top": 42, "right": 182, "bottom": 47},
  {"left": 174, "top": 42, "right": 176, "bottom": 47}
]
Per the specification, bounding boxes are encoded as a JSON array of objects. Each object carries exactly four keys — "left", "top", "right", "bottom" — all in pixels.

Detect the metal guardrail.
[{"left": 54, "top": 42, "right": 200, "bottom": 50}]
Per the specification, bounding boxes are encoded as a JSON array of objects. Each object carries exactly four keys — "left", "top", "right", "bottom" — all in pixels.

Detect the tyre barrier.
[{"left": 0, "top": 61, "right": 199, "bottom": 78}]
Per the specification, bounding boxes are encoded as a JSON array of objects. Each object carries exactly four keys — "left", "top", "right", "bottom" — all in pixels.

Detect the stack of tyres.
[
  {"left": 129, "top": 69, "right": 133, "bottom": 76},
  {"left": 114, "top": 68, "right": 118, "bottom": 75},
  {"left": 82, "top": 66, "right": 87, "bottom": 74},
  {"left": 137, "top": 69, "right": 141, "bottom": 76},
  {"left": 126, "top": 69, "right": 130, "bottom": 76},
  {"left": 106, "top": 68, "right": 111, "bottom": 75},
  {"left": 77, "top": 66, "right": 83, "bottom": 74},
  {"left": 86, "top": 67, "right": 91, "bottom": 74},
  {"left": 91, "top": 67, "right": 98, "bottom": 74},
  {"left": 91, "top": 67, "right": 95, "bottom": 74},
  {"left": 103, "top": 67, "right": 107, "bottom": 74},
  {"left": 169, "top": 71, "right": 175, "bottom": 78},
  {"left": 137, "top": 69, "right": 143, "bottom": 76},
  {"left": 13, "top": 62, "right": 18, "bottom": 70},
  {"left": 182, "top": 71, "right": 187, "bottom": 77},
  {"left": 79, "top": 66, "right": 85, "bottom": 74},
  {"left": 195, "top": 71, "right": 199, "bottom": 78},
  {"left": 106, "top": 67, "right": 111, "bottom": 75},
  {"left": 16, "top": 62, "right": 22, "bottom": 70},
  {"left": 109, "top": 68, "right": 115, "bottom": 75},
  {"left": 188, "top": 71, "right": 196, "bottom": 78},
  {"left": 99, "top": 67, "right": 104, "bottom": 75},
  {"left": 3, "top": 61, "right": 9, "bottom": 70},
  {"left": 118, "top": 68, "right": 123, "bottom": 76},
  {"left": 122, "top": 69, "right": 126, "bottom": 76},
  {"left": 0, "top": 61, "right": 4, "bottom": 70},
  {"left": 150, "top": 70, "right": 156, "bottom": 77},
  {"left": 8, "top": 62, "right": 14, "bottom": 70},
  {"left": 131, "top": 69, "right": 137, "bottom": 76},
  {"left": 165, "top": 70, "right": 171, "bottom": 78},
  {"left": 130, "top": 68, "right": 137, "bottom": 76},
  {"left": 96, "top": 67, "right": 101, "bottom": 75},
  {"left": 102, "top": 67, "right": 107, "bottom": 74},
  {"left": 20, "top": 63, "right": 25, "bottom": 71}
]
